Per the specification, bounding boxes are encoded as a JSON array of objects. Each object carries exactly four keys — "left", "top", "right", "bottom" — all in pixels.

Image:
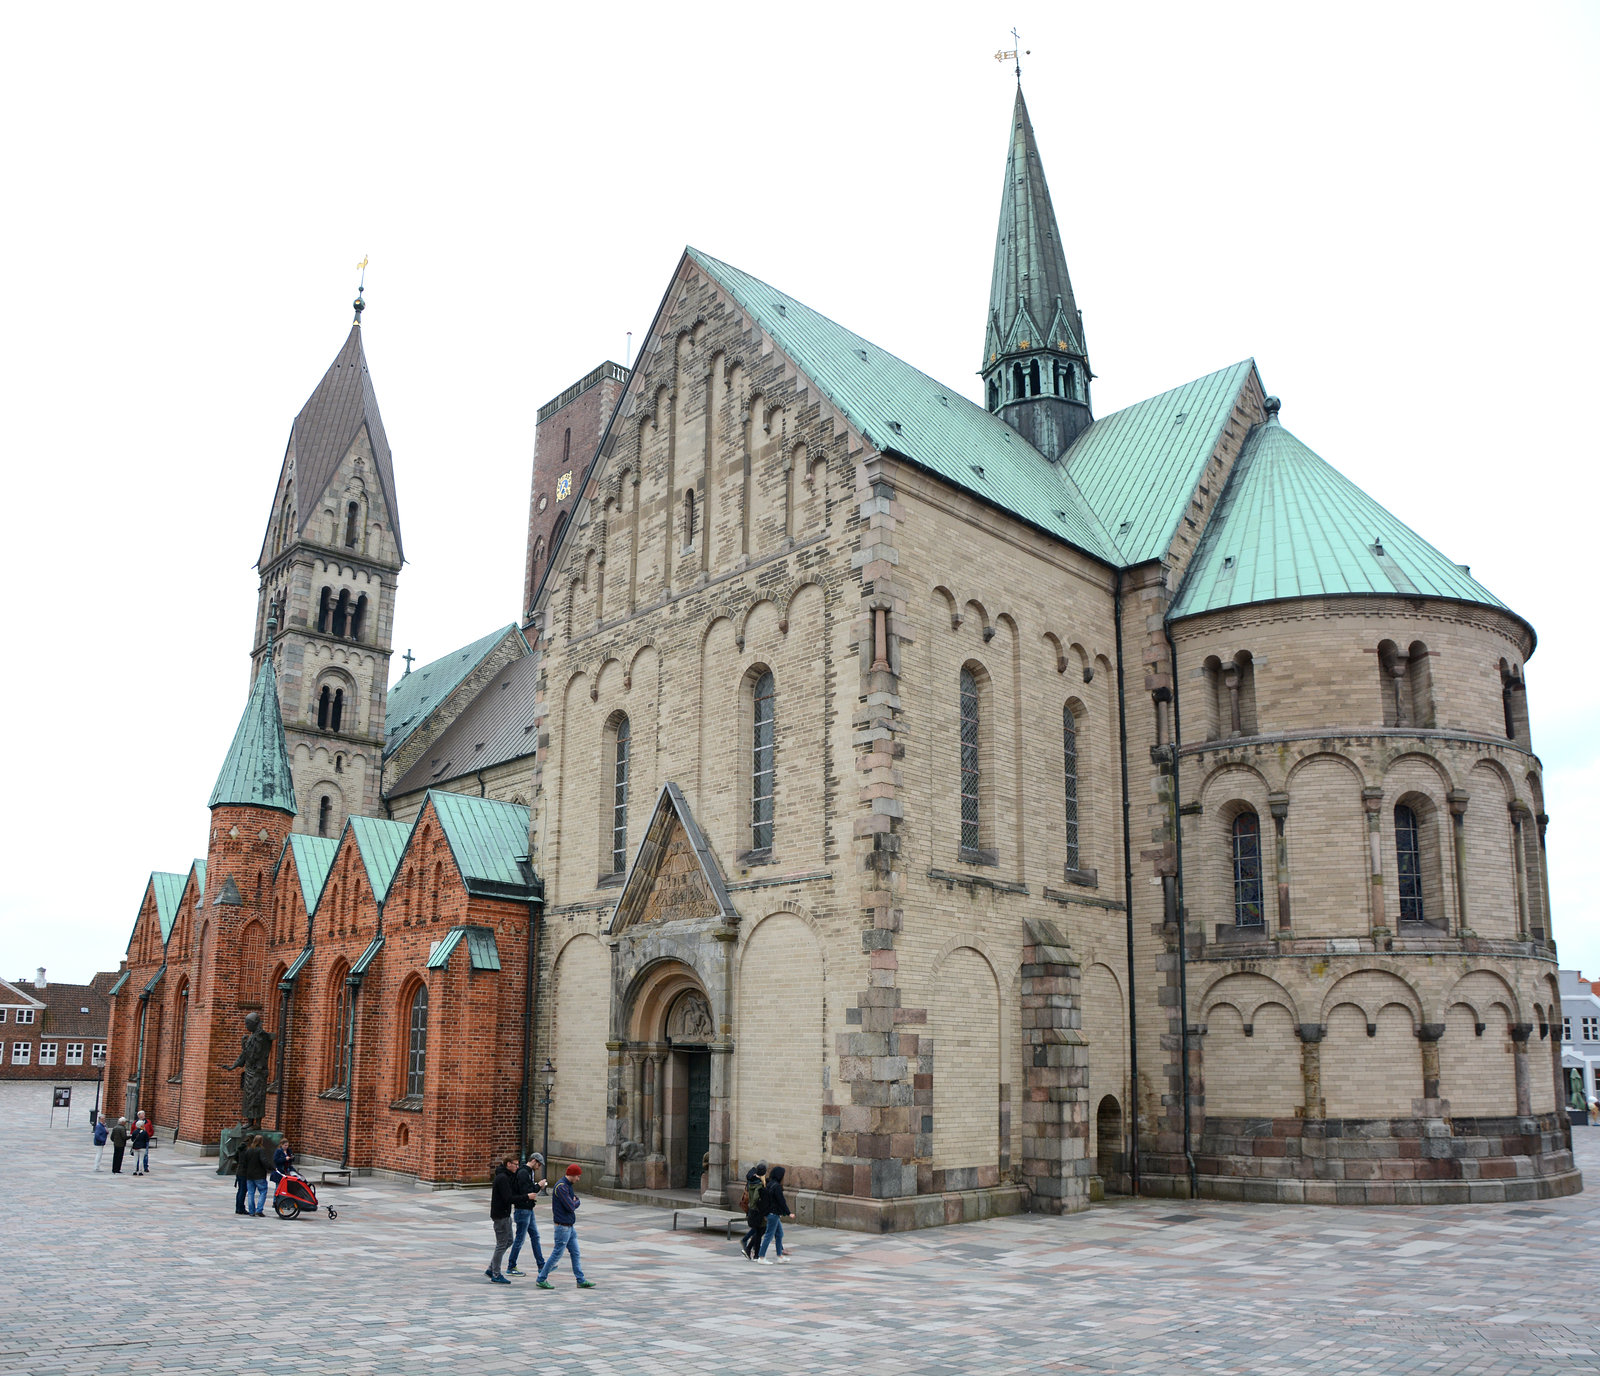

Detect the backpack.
[
  {"left": 93, "top": 1121, "right": 108, "bottom": 1146},
  {"left": 738, "top": 1186, "right": 749, "bottom": 1211}
]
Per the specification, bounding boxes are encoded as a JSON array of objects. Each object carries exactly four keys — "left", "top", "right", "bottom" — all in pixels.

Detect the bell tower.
[
  {"left": 981, "top": 85, "right": 1093, "bottom": 460},
  {"left": 253, "top": 288, "right": 403, "bottom": 836}
]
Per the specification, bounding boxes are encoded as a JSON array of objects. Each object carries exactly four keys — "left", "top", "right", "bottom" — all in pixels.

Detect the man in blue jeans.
[
  {"left": 505, "top": 1151, "right": 547, "bottom": 1277},
  {"left": 535, "top": 1164, "right": 597, "bottom": 1290}
]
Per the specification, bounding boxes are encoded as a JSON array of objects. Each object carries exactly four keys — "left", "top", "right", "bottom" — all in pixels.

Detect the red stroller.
[{"left": 273, "top": 1170, "right": 338, "bottom": 1221}]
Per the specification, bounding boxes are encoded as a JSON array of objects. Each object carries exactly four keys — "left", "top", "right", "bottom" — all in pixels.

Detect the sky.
[{"left": 1, "top": 2, "right": 1596, "bottom": 985}]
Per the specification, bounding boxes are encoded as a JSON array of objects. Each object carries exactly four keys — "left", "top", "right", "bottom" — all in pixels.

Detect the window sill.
[
  {"left": 318, "top": 1087, "right": 349, "bottom": 1102},
  {"left": 1214, "top": 923, "right": 1269, "bottom": 943},
  {"left": 389, "top": 1095, "right": 423, "bottom": 1113},
  {"left": 736, "top": 848, "right": 775, "bottom": 868},
  {"left": 958, "top": 847, "right": 999, "bottom": 868},
  {"left": 1063, "top": 866, "right": 1098, "bottom": 889},
  {"left": 596, "top": 871, "right": 625, "bottom": 889},
  {"left": 166, "top": 1075, "right": 183, "bottom": 1085}
]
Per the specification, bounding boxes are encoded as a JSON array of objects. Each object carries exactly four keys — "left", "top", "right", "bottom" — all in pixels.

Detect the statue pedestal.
[{"left": 217, "top": 1124, "right": 283, "bottom": 1177}]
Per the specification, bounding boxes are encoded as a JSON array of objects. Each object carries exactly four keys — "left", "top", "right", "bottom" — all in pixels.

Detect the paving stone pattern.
[{"left": 5, "top": 1082, "right": 1597, "bottom": 1374}]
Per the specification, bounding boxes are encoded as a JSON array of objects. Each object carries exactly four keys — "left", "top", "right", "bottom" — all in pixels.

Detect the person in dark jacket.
[
  {"left": 756, "top": 1164, "right": 794, "bottom": 1263},
  {"left": 535, "top": 1164, "right": 596, "bottom": 1289},
  {"left": 272, "top": 1140, "right": 295, "bottom": 1183},
  {"left": 506, "top": 1151, "right": 547, "bottom": 1276},
  {"left": 485, "top": 1152, "right": 520, "bottom": 1284},
  {"left": 740, "top": 1161, "right": 768, "bottom": 1260},
  {"left": 243, "top": 1135, "right": 273, "bottom": 1216},
  {"left": 130, "top": 1115, "right": 152, "bottom": 1175},
  {"left": 109, "top": 1118, "right": 128, "bottom": 1175}
]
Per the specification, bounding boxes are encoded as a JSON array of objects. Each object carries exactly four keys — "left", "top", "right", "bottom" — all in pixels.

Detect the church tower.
[
  {"left": 253, "top": 291, "right": 403, "bottom": 837},
  {"left": 982, "top": 86, "right": 1093, "bottom": 460}
]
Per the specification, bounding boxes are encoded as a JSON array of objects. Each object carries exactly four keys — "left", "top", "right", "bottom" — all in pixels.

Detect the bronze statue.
[{"left": 223, "top": 1010, "right": 274, "bottom": 1128}]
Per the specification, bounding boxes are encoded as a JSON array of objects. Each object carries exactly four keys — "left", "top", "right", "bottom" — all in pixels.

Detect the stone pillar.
[
  {"left": 1509, "top": 803, "right": 1531, "bottom": 939},
  {"left": 1297, "top": 1024, "right": 1324, "bottom": 1120},
  {"left": 1416, "top": 1023, "right": 1445, "bottom": 1101},
  {"left": 1510, "top": 1024, "right": 1534, "bottom": 1118},
  {"left": 706, "top": 925, "right": 738, "bottom": 1206},
  {"left": 1447, "top": 791, "right": 1471, "bottom": 937},
  {"left": 1535, "top": 812, "right": 1553, "bottom": 940},
  {"left": 1224, "top": 665, "right": 1242, "bottom": 736},
  {"left": 1268, "top": 793, "right": 1291, "bottom": 931},
  {"left": 602, "top": 1039, "right": 624, "bottom": 1188},
  {"left": 628, "top": 1051, "right": 644, "bottom": 1147},
  {"left": 1389, "top": 655, "right": 1410, "bottom": 727},
  {"left": 1019, "top": 917, "right": 1090, "bottom": 1214},
  {"left": 650, "top": 1053, "right": 666, "bottom": 1155},
  {"left": 1363, "top": 788, "right": 1386, "bottom": 933}
]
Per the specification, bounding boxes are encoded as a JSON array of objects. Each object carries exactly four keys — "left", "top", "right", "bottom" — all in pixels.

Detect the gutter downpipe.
[
  {"left": 341, "top": 915, "right": 376, "bottom": 1172},
  {"left": 1165, "top": 617, "right": 1198, "bottom": 1200},
  {"left": 133, "top": 993, "right": 150, "bottom": 1119},
  {"left": 1113, "top": 570, "right": 1140, "bottom": 1195},
  {"left": 520, "top": 880, "right": 542, "bottom": 1152}
]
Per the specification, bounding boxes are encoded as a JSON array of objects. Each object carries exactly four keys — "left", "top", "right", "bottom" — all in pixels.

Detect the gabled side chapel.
[{"left": 106, "top": 88, "right": 1576, "bottom": 1221}]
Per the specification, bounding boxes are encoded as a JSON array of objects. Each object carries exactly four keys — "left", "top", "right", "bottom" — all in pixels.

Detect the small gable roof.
[
  {"left": 687, "top": 249, "right": 1121, "bottom": 564},
  {"left": 426, "top": 925, "right": 502, "bottom": 972},
  {"left": 384, "top": 624, "right": 526, "bottom": 758},
  {"left": 426, "top": 791, "right": 537, "bottom": 899},
  {"left": 610, "top": 783, "right": 737, "bottom": 933},
  {"left": 1170, "top": 412, "right": 1525, "bottom": 641},
  {"left": 188, "top": 859, "right": 206, "bottom": 902},
  {"left": 1065, "top": 359, "right": 1257, "bottom": 565},
  {"left": 284, "top": 834, "right": 340, "bottom": 915},
  {"left": 149, "top": 872, "right": 188, "bottom": 942},
  {"left": 346, "top": 817, "right": 413, "bottom": 906},
  {"left": 209, "top": 656, "right": 297, "bottom": 815},
  {"left": 0, "top": 976, "right": 45, "bottom": 1008},
  {"left": 391, "top": 652, "right": 540, "bottom": 796}
]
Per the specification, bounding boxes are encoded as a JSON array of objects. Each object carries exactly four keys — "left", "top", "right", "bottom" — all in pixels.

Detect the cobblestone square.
[{"left": 5, "top": 1083, "right": 1595, "bottom": 1375}]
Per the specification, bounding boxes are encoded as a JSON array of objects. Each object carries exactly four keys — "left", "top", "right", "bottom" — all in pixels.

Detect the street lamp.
[
  {"left": 539, "top": 1058, "right": 556, "bottom": 1168},
  {"left": 91, "top": 1045, "right": 106, "bottom": 1131}
]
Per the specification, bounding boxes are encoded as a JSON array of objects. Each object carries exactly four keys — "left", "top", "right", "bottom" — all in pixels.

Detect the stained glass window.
[
  {"left": 960, "top": 669, "right": 981, "bottom": 852},
  {"left": 1396, "top": 804, "right": 1424, "bottom": 923},
  {"left": 751, "top": 673, "right": 775, "bottom": 851},
  {"left": 1232, "top": 812, "right": 1264, "bottom": 927}
]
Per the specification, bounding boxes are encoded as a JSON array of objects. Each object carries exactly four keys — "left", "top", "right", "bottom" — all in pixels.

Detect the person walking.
[
  {"left": 740, "top": 1161, "right": 768, "bottom": 1260},
  {"left": 506, "top": 1151, "right": 547, "bottom": 1277},
  {"left": 756, "top": 1165, "right": 795, "bottom": 1264},
  {"left": 109, "top": 1117, "right": 128, "bottom": 1175},
  {"left": 130, "top": 1117, "right": 151, "bottom": 1175},
  {"left": 535, "top": 1164, "right": 597, "bottom": 1290},
  {"left": 92, "top": 1114, "right": 109, "bottom": 1172},
  {"left": 243, "top": 1134, "right": 272, "bottom": 1216},
  {"left": 232, "top": 1140, "right": 250, "bottom": 1215},
  {"left": 486, "top": 1150, "right": 519, "bottom": 1284}
]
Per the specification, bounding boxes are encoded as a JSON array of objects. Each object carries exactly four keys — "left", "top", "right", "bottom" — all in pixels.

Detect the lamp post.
[
  {"left": 91, "top": 1045, "right": 106, "bottom": 1131},
  {"left": 539, "top": 1058, "right": 556, "bottom": 1168}
]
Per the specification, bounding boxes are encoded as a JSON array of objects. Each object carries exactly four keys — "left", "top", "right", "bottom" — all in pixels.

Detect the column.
[
  {"left": 1297, "top": 1024, "right": 1324, "bottom": 1120},
  {"left": 650, "top": 1053, "right": 666, "bottom": 1155},
  {"left": 1268, "top": 793, "right": 1291, "bottom": 932},
  {"left": 1363, "top": 788, "right": 1386, "bottom": 932},
  {"left": 1447, "top": 791, "right": 1471, "bottom": 936},
  {"left": 1509, "top": 802, "right": 1531, "bottom": 939},
  {"left": 628, "top": 1051, "right": 644, "bottom": 1147},
  {"left": 1224, "top": 665, "right": 1242, "bottom": 736},
  {"left": 1389, "top": 655, "right": 1410, "bottom": 727},
  {"left": 1509, "top": 1024, "right": 1533, "bottom": 1118},
  {"left": 1535, "top": 813, "right": 1553, "bottom": 941},
  {"left": 1416, "top": 1024, "right": 1445, "bottom": 1101}
]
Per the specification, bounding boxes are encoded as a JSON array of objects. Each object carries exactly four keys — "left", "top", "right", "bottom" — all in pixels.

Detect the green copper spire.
[
  {"left": 208, "top": 618, "right": 298, "bottom": 815},
  {"left": 982, "top": 86, "right": 1092, "bottom": 460}
]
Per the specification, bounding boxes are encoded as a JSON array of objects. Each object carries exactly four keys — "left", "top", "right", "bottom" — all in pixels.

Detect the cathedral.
[{"left": 104, "top": 87, "right": 1577, "bottom": 1223}]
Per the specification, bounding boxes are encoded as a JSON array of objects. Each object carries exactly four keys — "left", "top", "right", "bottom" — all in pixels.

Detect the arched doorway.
[
  {"left": 622, "top": 961, "right": 717, "bottom": 1193},
  {"left": 1096, "top": 1094, "right": 1127, "bottom": 1195}
]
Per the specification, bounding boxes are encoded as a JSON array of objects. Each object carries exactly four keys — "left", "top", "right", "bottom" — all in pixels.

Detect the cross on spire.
[
  {"left": 994, "top": 28, "right": 1028, "bottom": 83},
  {"left": 402, "top": 648, "right": 415, "bottom": 675}
]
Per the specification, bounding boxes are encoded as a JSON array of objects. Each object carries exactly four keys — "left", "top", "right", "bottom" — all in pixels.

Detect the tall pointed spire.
[
  {"left": 981, "top": 86, "right": 1092, "bottom": 460},
  {"left": 208, "top": 623, "right": 298, "bottom": 815}
]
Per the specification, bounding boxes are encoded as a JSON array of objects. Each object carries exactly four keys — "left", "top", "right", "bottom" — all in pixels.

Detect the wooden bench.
[
  {"left": 671, "top": 1209, "right": 746, "bottom": 1238},
  {"left": 320, "top": 1168, "right": 353, "bottom": 1187}
]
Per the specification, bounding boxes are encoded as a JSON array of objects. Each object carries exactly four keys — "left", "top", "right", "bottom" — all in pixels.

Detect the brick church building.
[{"left": 106, "top": 85, "right": 1577, "bottom": 1220}]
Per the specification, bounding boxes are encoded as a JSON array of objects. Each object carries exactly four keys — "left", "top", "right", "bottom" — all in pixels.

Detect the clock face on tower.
[{"left": 556, "top": 472, "right": 572, "bottom": 501}]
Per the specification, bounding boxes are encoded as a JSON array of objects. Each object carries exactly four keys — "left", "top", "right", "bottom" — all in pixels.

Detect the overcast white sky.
[{"left": 2, "top": 2, "right": 1595, "bottom": 985}]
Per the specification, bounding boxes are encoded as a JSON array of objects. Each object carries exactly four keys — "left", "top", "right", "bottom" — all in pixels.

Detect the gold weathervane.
[{"left": 995, "top": 27, "right": 1029, "bottom": 81}]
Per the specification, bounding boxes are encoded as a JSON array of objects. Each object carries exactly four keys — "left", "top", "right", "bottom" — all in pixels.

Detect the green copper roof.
[
  {"left": 428, "top": 791, "right": 536, "bottom": 899},
  {"left": 281, "top": 945, "right": 314, "bottom": 985},
  {"left": 346, "top": 817, "right": 412, "bottom": 906},
  {"left": 426, "top": 924, "right": 502, "bottom": 972},
  {"left": 985, "top": 86, "right": 1087, "bottom": 369},
  {"left": 1171, "top": 410, "right": 1513, "bottom": 623},
  {"left": 108, "top": 970, "right": 130, "bottom": 997},
  {"left": 385, "top": 625, "right": 524, "bottom": 758},
  {"left": 688, "top": 249, "right": 1120, "bottom": 564},
  {"left": 208, "top": 655, "right": 297, "bottom": 815},
  {"left": 286, "top": 834, "right": 340, "bottom": 915},
  {"left": 150, "top": 872, "right": 187, "bottom": 943},
  {"left": 350, "top": 932, "right": 385, "bottom": 979},
  {"left": 1066, "top": 360, "right": 1256, "bottom": 565}
]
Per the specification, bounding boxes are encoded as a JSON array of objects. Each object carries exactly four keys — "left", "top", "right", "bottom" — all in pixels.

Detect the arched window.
[
  {"left": 610, "top": 715, "right": 631, "bottom": 875},
  {"left": 987, "top": 377, "right": 1000, "bottom": 410},
  {"left": 332, "top": 590, "right": 350, "bottom": 638},
  {"left": 683, "top": 489, "right": 696, "bottom": 547},
  {"left": 317, "top": 795, "right": 332, "bottom": 837},
  {"left": 317, "top": 587, "right": 332, "bottom": 633},
  {"left": 960, "top": 667, "right": 982, "bottom": 853},
  {"left": 751, "top": 671, "right": 775, "bottom": 852},
  {"left": 318, "top": 686, "right": 332, "bottom": 730},
  {"left": 1029, "top": 359, "right": 1041, "bottom": 396},
  {"left": 1231, "top": 812, "right": 1265, "bottom": 927},
  {"left": 238, "top": 920, "right": 267, "bottom": 1008},
  {"left": 1011, "top": 362, "right": 1025, "bottom": 399},
  {"left": 1063, "top": 705, "right": 1080, "bottom": 871},
  {"left": 345, "top": 501, "right": 360, "bottom": 547},
  {"left": 562, "top": 427, "right": 571, "bottom": 466},
  {"left": 326, "top": 966, "right": 350, "bottom": 1090},
  {"left": 351, "top": 594, "right": 367, "bottom": 642},
  {"left": 405, "top": 984, "right": 429, "bottom": 1099},
  {"left": 330, "top": 689, "right": 344, "bottom": 734},
  {"left": 1396, "top": 804, "right": 1425, "bottom": 923}
]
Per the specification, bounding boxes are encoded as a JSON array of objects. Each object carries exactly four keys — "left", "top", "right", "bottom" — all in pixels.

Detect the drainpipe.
[
  {"left": 273, "top": 974, "right": 295, "bottom": 1135},
  {"left": 173, "top": 986, "right": 189, "bottom": 1145},
  {"left": 520, "top": 876, "right": 543, "bottom": 1151},
  {"left": 340, "top": 971, "right": 359, "bottom": 1170},
  {"left": 132, "top": 993, "right": 150, "bottom": 1119},
  {"left": 1113, "top": 570, "right": 1140, "bottom": 1194},
  {"left": 1164, "top": 619, "right": 1198, "bottom": 1200}
]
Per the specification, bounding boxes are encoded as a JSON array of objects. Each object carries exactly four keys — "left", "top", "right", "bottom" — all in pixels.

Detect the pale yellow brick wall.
[
  {"left": 1083, "top": 962, "right": 1128, "bottom": 1158},
  {"left": 929, "top": 946, "right": 1001, "bottom": 1169},
  {"left": 735, "top": 912, "right": 824, "bottom": 1171},
  {"left": 1281, "top": 755, "right": 1368, "bottom": 938},
  {"left": 1440, "top": 1002, "right": 1517, "bottom": 1115},
  {"left": 1322, "top": 1003, "right": 1422, "bottom": 1117},
  {"left": 1203, "top": 1002, "right": 1301, "bottom": 1116},
  {"left": 1463, "top": 761, "right": 1519, "bottom": 938},
  {"left": 548, "top": 933, "right": 609, "bottom": 1157}
]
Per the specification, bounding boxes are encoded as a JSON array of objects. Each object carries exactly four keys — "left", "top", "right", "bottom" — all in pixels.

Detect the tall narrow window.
[
  {"left": 1231, "top": 812, "right": 1264, "bottom": 927},
  {"left": 960, "top": 667, "right": 981, "bottom": 852},
  {"left": 751, "top": 671, "right": 775, "bottom": 852},
  {"left": 1029, "top": 359, "right": 1041, "bottom": 396},
  {"left": 1011, "top": 362, "right": 1025, "bottom": 399},
  {"left": 611, "top": 716, "right": 631, "bottom": 874},
  {"left": 1396, "top": 804, "right": 1425, "bottom": 923},
  {"left": 318, "top": 795, "right": 332, "bottom": 836},
  {"left": 327, "top": 971, "right": 350, "bottom": 1090},
  {"left": 988, "top": 378, "right": 1000, "bottom": 410},
  {"left": 405, "top": 984, "right": 429, "bottom": 1098},
  {"left": 683, "top": 489, "right": 696, "bottom": 548},
  {"left": 332, "top": 590, "right": 350, "bottom": 638},
  {"left": 562, "top": 427, "right": 571, "bottom": 465},
  {"left": 1063, "top": 706, "right": 1080, "bottom": 871},
  {"left": 318, "top": 686, "right": 332, "bottom": 730},
  {"left": 317, "top": 587, "right": 332, "bottom": 633},
  {"left": 345, "top": 501, "right": 359, "bottom": 547},
  {"left": 330, "top": 689, "right": 344, "bottom": 733},
  {"left": 351, "top": 594, "right": 367, "bottom": 642}
]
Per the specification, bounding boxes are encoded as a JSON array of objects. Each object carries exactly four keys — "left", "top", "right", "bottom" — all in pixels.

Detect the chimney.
[{"left": 35, "top": 966, "right": 46, "bottom": 990}]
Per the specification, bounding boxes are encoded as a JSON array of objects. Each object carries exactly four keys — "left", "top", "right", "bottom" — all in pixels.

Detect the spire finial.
[
  {"left": 353, "top": 254, "right": 369, "bottom": 323},
  {"left": 266, "top": 603, "right": 278, "bottom": 655},
  {"left": 994, "top": 28, "right": 1028, "bottom": 82}
]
